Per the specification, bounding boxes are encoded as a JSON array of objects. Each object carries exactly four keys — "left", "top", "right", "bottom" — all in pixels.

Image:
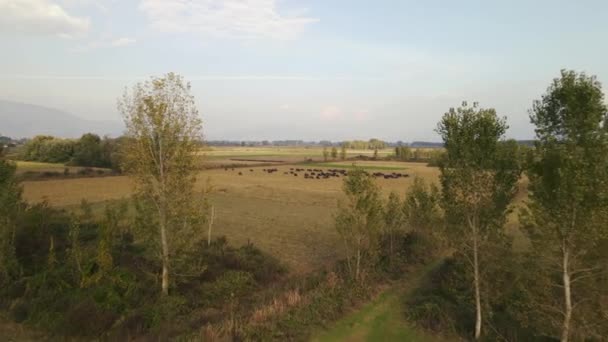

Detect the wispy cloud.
[
  {"left": 59, "top": 0, "right": 110, "bottom": 13},
  {"left": 139, "top": 0, "right": 319, "bottom": 40},
  {"left": 0, "top": 0, "right": 90, "bottom": 38}
]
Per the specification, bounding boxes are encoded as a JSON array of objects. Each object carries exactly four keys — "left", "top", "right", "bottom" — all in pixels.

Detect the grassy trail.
[{"left": 311, "top": 262, "right": 446, "bottom": 342}]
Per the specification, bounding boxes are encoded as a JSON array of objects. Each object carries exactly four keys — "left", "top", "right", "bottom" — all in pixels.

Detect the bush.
[
  {"left": 19, "top": 134, "right": 123, "bottom": 170},
  {"left": 377, "top": 230, "right": 438, "bottom": 277},
  {"left": 405, "top": 256, "right": 473, "bottom": 335},
  {"left": 201, "top": 271, "right": 255, "bottom": 306}
]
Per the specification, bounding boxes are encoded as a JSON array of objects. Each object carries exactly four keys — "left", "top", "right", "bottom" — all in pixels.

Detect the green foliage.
[
  {"left": 72, "top": 133, "right": 103, "bottom": 167},
  {"left": 339, "top": 144, "right": 347, "bottom": 160},
  {"left": 119, "top": 72, "right": 205, "bottom": 295},
  {"left": 335, "top": 167, "right": 384, "bottom": 282},
  {"left": 426, "top": 149, "right": 446, "bottom": 167},
  {"left": 322, "top": 147, "right": 329, "bottom": 161},
  {"left": 394, "top": 146, "right": 411, "bottom": 161},
  {"left": 381, "top": 192, "right": 406, "bottom": 269},
  {"left": 201, "top": 270, "right": 255, "bottom": 305},
  {"left": 21, "top": 135, "right": 75, "bottom": 163},
  {"left": 403, "top": 177, "right": 441, "bottom": 234},
  {"left": 406, "top": 256, "right": 473, "bottom": 335},
  {"left": 521, "top": 69, "right": 608, "bottom": 339},
  {"left": 437, "top": 101, "right": 520, "bottom": 339},
  {"left": 342, "top": 139, "right": 387, "bottom": 150},
  {"left": 19, "top": 134, "right": 123, "bottom": 169},
  {"left": 0, "top": 158, "right": 23, "bottom": 286},
  {"left": 437, "top": 101, "right": 520, "bottom": 244},
  {"left": 330, "top": 146, "right": 338, "bottom": 159}
]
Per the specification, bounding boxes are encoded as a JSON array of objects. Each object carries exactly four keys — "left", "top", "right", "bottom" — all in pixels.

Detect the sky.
[{"left": 1, "top": 0, "right": 608, "bottom": 141}]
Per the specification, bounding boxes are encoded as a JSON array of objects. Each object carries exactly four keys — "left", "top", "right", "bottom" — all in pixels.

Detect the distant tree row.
[
  {"left": 19, "top": 134, "right": 124, "bottom": 169},
  {"left": 342, "top": 138, "right": 387, "bottom": 150}
]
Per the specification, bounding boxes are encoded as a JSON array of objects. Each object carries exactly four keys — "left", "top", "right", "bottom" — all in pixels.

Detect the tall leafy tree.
[
  {"left": 403, "top": 177, "right": 441, "bottom": 234},
  {"left": 118, "top": 72, "right": 205, "bottom": 295},
  {"left": 72, "top": 133, "right": 103, "bottom": 167},
  {"left": 331, "top": 146, "right": 338, "bottom": 159},
  {"left": 322, "top": 147, "right": 329, "bottom": 162},
  {"left": 383, "top": 192, "right": 405, "bottom": 265},
  {"left": 335, "top": 167, "right": 384, "bottom": 282},
  {"left": 437, "top": 102, "right": 520, "bottom": 339},
  {"left": 522, "top": 70, "right": 608, "bottom": 341},
  {"left": 0, "top": 153, "right": 23, "bottom": 286},
  {"left": 340, "top": 144, "right": 347, "bottom": 160}
]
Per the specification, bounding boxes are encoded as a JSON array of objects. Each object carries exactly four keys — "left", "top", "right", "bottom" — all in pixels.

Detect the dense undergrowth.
[{"left": 0, "top": 199, "right": 438, "bottom": 341}]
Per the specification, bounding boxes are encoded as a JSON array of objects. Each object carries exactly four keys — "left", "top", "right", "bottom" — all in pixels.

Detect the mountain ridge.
[{"left": 0, "top": 100, "right": 123, "bottom": 139}]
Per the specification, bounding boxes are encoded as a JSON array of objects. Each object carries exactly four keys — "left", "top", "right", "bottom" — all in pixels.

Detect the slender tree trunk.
[
  {"left": 355, "top": 238, "right": 362, "bottom": 282},
  {"left": 160, "top": 214, "right": 169, "bottom": 296},
  {"left": 158, "top": 136, "right": 170, "bottom": 296},
  {"left": 561, "top": 242, "right": 572, "bottom": 342},
  {"left": 207, "top": 205, "right": 215, "bottom": 246},
  {"left": 342, "top": 236, "right": 352, "bottom": 277},
  {"left": 473, "top": 232, "right": 482, "bottom": 340},
  {"left": 389, "top": 229, "right": 394, "bottom": 266}
]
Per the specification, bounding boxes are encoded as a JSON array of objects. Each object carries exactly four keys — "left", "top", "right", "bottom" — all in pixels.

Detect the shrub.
[
  {"left": 201, "top": 271, "right": 255, "bottom": 306},
  {"left": 405, "top": 256, "right": 473, "bottom": 335}
]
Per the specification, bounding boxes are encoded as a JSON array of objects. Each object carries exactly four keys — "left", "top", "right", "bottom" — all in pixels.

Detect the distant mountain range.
[{"left": 0, "top": 100, "right": 123, "bottom": 139}]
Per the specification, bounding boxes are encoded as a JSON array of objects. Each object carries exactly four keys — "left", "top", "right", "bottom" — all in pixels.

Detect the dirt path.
[{"left": 311, "top": 262, "right": 447, "bottom": 342}]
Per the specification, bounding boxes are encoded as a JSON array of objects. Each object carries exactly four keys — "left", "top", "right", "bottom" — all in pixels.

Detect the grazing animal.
[{"left": 238, "top": 172, "right": 242, "bottom": 175}]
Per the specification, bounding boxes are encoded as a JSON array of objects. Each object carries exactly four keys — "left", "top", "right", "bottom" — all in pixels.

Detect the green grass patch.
[{"left": 312, "top": 289, "right": 428, "bottom": 342}]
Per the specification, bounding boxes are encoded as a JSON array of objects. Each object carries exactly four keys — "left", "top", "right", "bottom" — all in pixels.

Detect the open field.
[
  {"left": 22, "top": 161, "right": 439, "bottom": 273},
  {"left": 18, "top": 148, "right": 526, "bottom": 273},
  {"left": 198, "top": 146, "right": 399, "bottom": 168}
]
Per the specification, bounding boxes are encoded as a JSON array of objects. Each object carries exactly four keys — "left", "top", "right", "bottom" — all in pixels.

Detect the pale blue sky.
[{"left": 1, "top": 0, "right": 607, "bottom": 141}]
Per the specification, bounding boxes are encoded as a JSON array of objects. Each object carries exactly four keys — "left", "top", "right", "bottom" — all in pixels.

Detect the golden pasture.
[{"left": 22, "top": 160, "right": 439, "bottom": 272}]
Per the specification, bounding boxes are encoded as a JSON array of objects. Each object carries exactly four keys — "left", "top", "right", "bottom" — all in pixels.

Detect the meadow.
[{"left": 20, "top": 146, "right": 440, "bottom": 273}]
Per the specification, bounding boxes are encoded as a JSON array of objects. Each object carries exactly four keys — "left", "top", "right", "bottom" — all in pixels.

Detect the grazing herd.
[{"left": 225, "top": 166, "right": 408, "bottom": 180}]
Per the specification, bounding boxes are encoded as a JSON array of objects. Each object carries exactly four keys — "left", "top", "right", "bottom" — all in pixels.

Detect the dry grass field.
[
  {"left": 14, "top": 161, "right": 109, "bottom": 175},
  {"left": 198, "top": 146, "right": 397, "bottom": 168},
  {"left": 17, "top": 146, "right": 529, "bottom": 272},
  {"left": 22, "top": 156, "right": 439, "bottom": 273}
]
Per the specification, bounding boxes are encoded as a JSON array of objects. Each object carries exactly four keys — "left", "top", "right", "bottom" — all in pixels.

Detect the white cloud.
[
  {"left": 59, "top": 0, "right": 109, "bottom": 13},
  {"left": 0, "top": 0, "right": 90, "bottom": 38},
  {"left": 71, "top": 36, "right": 136, "bottom": 51},
  {"left": 139, "top": 0, "right": 318, "bottom": 40}
]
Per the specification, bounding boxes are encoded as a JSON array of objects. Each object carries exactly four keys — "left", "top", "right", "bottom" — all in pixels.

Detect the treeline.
[
  {"left": 206, "top": 138, "right": 390, "bottom": 149},
  {"left": 19, "top": 134, "right": 123, "bottom": 169},
  {"left": 341, "top": 138, "right": 387, "bottom": 150},
  {"left": 403, "top": 71, "right": 608, "bottom": 341},
  {"left": 393, "top": 145, "right": 447, "bottom": 164}
]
